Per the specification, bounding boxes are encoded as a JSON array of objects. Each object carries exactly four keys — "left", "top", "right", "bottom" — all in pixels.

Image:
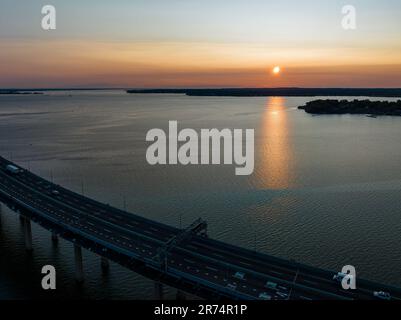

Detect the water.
[{"left": 1, "top": 91, "right": 401, "bottom": 299}]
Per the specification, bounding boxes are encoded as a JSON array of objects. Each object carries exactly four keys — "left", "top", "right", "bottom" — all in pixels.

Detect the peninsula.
[{"left": 298, "top": 99, "right": 401, "bottom": 116}]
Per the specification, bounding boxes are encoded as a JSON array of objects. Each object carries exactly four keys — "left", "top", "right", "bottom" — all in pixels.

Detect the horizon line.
[{"left": 2, "top": 87, "right": 401, "bottom": 91}]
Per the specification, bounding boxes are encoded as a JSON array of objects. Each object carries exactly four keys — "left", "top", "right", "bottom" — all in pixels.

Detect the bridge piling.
[
  {"left": 176, "top": 290, "right": 187, "bottom": 300},
  {"left": 51, "top": 232, "right": 58, "bottom": 244},
  {"left": 74, "top": 245, "right": 84, "bottom": 283},
  {"left": 101, "top": 257, "right": 110, "bottom": 273},
  {"left": 23, "top": 217, "right": 33, "bottom": 251},
  {"left": 154, "top": 281, "right": 164, "bottom": 300}
]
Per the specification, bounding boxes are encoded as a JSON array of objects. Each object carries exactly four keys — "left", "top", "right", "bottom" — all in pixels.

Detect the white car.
[
  {"left": 276, "top": 291, "right": 289, "bottom": 300},
  {"left": 333, "top": 272, "right": 354, "bottom": 283},
  {"left": 226, "top": 283, "right": 237, "bottom": 291},
  {"left": 265, "top": 281, "right": 278, "bottom": 290},
  {"left": 373, "top": 291, "right": 391, "bottom": 300},
  {"left": 234, "top": 272, "right": 246, "bottom": 280},
  {"left": 258, "top": 292, "right": 272, "bottom": 300}
]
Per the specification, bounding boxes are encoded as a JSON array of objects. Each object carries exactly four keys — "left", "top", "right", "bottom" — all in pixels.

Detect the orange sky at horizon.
[{"left": 1, "top": 39, "right": 401, "bottom": 88}]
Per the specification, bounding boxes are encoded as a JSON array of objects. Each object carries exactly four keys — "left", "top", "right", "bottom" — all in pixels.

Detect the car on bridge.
[
  {"left": 333, "top": 272, "right": 354, "bottom": 283},
  {"left": 258, "top": 292, "right": 272, "bottom": 300},
  {"left": 265, "top": 281, "right": 278, "bottom": 290},
  {"left": 51, "top": 190, "right": 60, "bottom": 196},
  {"left": 6, "top": 164, "right": 21, "bottom": 174},
  {"left": 233, "top": 272, "right": 246, "bottom": 280},
  {"left": 373, "top": 291, "right": 391, "bottom": 300},
  {"left": 226, "top": 284, "right": 237, "bottom": 291},
  {"left": 276, "top": 291, "right": 289, "bottom": 300}
]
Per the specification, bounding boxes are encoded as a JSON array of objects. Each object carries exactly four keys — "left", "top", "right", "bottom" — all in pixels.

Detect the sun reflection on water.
[{"left": 256, "top": 97, "right": 294, "bottom": 189}]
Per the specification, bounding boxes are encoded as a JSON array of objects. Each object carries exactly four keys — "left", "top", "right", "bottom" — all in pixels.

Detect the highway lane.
[
  {"left": 0, "top": 157, "right": 178, "bottom": 243},
  {"left": 0, "top": 161, "right": 332, "bottom": 299},
  {"left": 1, "top": 158, "right": 400, "bottom": 300},
  {"left": 0, "top": 158, "right": 387, "bottom": 299},
  {"left": 173, "top": 242, "right": 351, "bottom": 300},
  {"left": 0, "top": 171, "right": 164, "bottom": 261},
  {"left": 18, "top": 173, "right": 173, "bottom": 242},
  {"left": 0, "top": 169, "right": 284, "bottom": 299},
  {"left": 167, "top": 246, "right": 331, "bottom": 300},
  {"left": 180, "top": 238, "right": 367, "bottom": 299},
  {"left": 0, "top": 165, "right": 325, "bottom": 300},
  {"left": 0, "top": 167, "right": 290, "bottom": 299},
  {"left": 0, "top": 166, "right": 274, "bottom": 299}
]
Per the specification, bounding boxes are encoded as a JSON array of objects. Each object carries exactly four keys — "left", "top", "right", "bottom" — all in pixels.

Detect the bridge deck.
[{"left": 1, "top": 156, "right": 400, "bottom": 300}]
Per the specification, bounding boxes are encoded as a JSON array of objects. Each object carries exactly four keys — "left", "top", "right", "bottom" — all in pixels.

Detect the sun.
[{"left": 273, "top": 66, "right": 281, "bottom": 75}]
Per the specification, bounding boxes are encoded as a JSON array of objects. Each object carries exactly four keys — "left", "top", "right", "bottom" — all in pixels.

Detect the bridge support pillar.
[
  {"left": 176, "top": 290, "right": 187, "bottom": 300},
  {"left": 101, "top": 257, "right": 110, "bottom": 273},
  {"left": 74, "top": 245, "right": 84, "bottom": 283},
  {"left": 154, "top": 281, "right": 164, "bottom": 300},
  {"left": 23, "top": 217, "right": 33, "bottom": 251},
  {"left": 51, "top": 232, "right": 58, "bottom": 244}
]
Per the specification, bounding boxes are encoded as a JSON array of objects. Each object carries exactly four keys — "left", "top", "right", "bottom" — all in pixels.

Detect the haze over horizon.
[{"left": 1, "top": 0, "right": 401, "bottom": 88}]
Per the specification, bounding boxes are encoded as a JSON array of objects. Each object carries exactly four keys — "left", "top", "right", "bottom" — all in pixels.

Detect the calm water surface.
[{"left": 0, "top": 91, "right": 400, "bottom": 299}]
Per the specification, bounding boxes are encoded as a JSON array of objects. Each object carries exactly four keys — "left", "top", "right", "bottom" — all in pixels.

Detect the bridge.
[{"left": 0, "top": 156, "right": 400, "bottom": 300}]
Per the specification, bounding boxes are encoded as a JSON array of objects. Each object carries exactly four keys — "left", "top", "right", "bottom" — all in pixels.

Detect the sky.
[{"left": 1, "top": 0, "right": 401, "bottom": 88}]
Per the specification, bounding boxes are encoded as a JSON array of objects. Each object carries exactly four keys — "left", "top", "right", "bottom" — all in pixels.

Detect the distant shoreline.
[
  {"left": 2, "top": 88, "right": 401, "bottom": 98},
  {"left": 0, "top": 90, "right": 43, "bottom": 95},
  {"left": 127, "top": 88, "right": 401, "bottom": 97}
]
